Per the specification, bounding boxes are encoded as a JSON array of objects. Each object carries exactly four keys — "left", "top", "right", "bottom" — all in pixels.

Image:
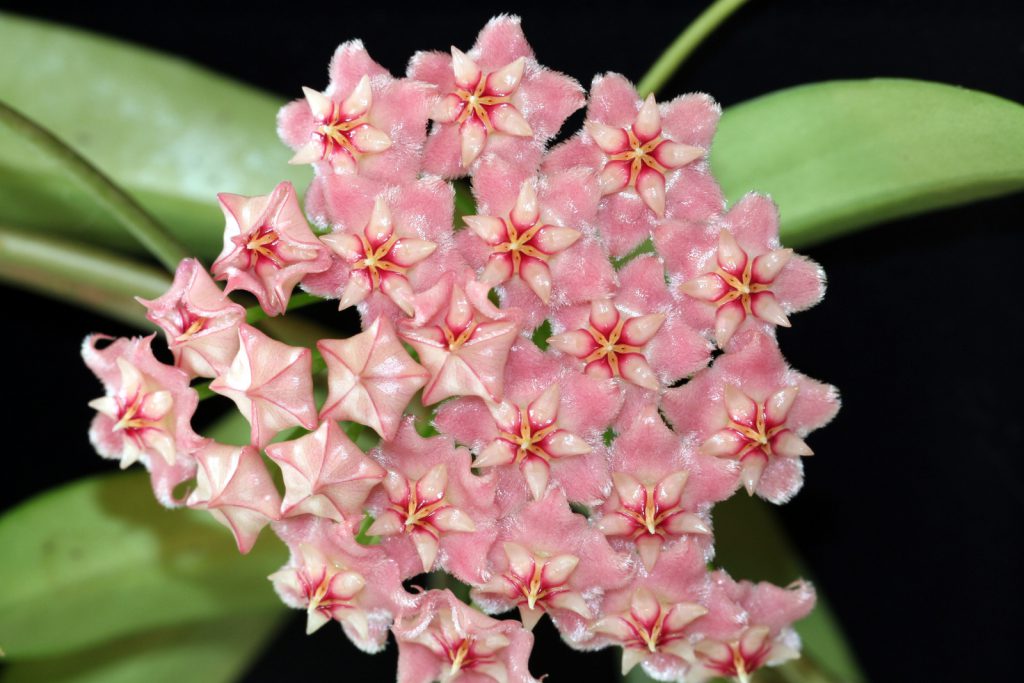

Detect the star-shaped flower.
[
  {"left": 321, "top": 196, "right": 438, "bottom": 315},
  {"left": 265, "top": 420, "right": 386, "bottom": 524},
  {"left": 137, "top": 258, "right": 246, "bottom": 379},
  {"left": 269, "top": 541, "right": 367, "bottom": 635},
  {"left": 212, "top": 181, "right": 330, "bottom": 316},
  {"left": 187, "top": 442, "right": 281, "bottom": 553},
  {"left": 662, "top": 331, "right": 840, "bottom": 503},
  {"left": 394, "top": 589, "right": 538, "bottom": 683},
  {"left": 278, "top": 40, "right": 432, "bottom": 182},
  {"left": 318, "top": 316, "right": 429, "bottom": 441},
  {"left": 210, "top": 324, "right": 318, "bottom": 449},
  {"left": 657, "top": 193, "right": 827, "bottom": 348},
  {"left": 83, "top": 334, "right": 205, "bottom": 506},
  {"left": 409, "top": 15, "right": 585, "bottom": 176},
  {"left": 475, "top": 384, "right": 591, "bottom": 500},
  {"left": 398, "top": 282, "right": 519, "bottom": 405}
]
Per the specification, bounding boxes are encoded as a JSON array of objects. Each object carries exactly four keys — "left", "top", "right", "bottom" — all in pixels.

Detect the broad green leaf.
[
  {"left": 0, "top": 615, "right": 282, "bottom": 683},
  {"left": 0, "top": 13, "right": 309, "bottom": 261},
  {"left": 712, "top": 78, "right": 1024, "bottom": 247},
  {"left": 0, "top": 472, "right": 286, "bottom": 658}
]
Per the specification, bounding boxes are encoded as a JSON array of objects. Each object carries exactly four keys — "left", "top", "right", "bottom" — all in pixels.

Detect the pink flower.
[
  {"left": 690, "top": 571, "right": 816, "bottom": 683},
  {"left": 210, "top": 324, "right": 318, "bottom": 449},
  {"left": 367, "top": 421, "right": 499, "bottom": 582},
  {"left": 592, "top": 542, "right": 710, "bottom": 678},
  {"left": 186, "top": 442, "right": 281, "bottom": 553},
  {"left": 318, "top": 316, "right": 429, "bottom": 441},
  {"left": 545, "top": 73, "right": 723, "bottom": 257},
  {"left": 434, "top": 340, "right": 622, "bottom": 508},
  {"left": 83, "top": 334, "right": 205, "bottom": 507},
  {"left": 278, "top": 40, "right": 432, "bottom": 182},
  {"left": 394, "top": 589, "right": 538, "bottom": 683},
  {"left": 137, "top": 258, "right": 245, "bottom": 378},
  {"left": 471, "top": 490, "right": 631, "bottom": 635},
  {"left": 399, "top": 281, "right": 520, "bottom": 405},
  {"left": 265, "top": 420, "right": 386, "bottom": 525},
  {"left": 301, "top": 177, "right": 467, "bottom": 324},
  {"left": 272, "top": 516, "right": 417, "bottom": 652},
  {"left": 212, "top": 181, "right": 330, "bottom": 316},
  {"left": 409, "top": 15, "right": 585, "bottom": 176},
  {"left": 657, "top": 194, "right": 827, "bottom": 347},
  {"left": 595, "top": 405, "right": 736, "bottom": 571},
  {"left": 662, "top": 331, "right": 840, "bottom": 502}
]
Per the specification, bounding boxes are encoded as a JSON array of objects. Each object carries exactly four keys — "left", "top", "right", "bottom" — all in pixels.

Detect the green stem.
[
  {"left": 636, "top": 0, "right": 751, "bottom": 97},
  {"left": 0, "top": 226, "right": 170, "bottom": 328},
  {"left": 0, "top": 100, "right": 190, "bottom": 272}
]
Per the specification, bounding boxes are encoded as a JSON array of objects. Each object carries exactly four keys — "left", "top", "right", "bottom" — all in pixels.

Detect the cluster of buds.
[{"left": 83, "top": 16, "right": 839, "bottom": 682}]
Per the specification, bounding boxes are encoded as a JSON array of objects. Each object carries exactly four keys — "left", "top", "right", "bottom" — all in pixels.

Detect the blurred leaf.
[
  {"left": 712, "top": 78, "right": 1024, "bottom": 247},
  {"left": 0, "top": 12, "right": 309, "bottom": 261},
  {"left": 0, "top": 472, "right": 286, "bottom": 658},
  {"left": 0, "top": 615, "right": 282, "bottom": 683}
]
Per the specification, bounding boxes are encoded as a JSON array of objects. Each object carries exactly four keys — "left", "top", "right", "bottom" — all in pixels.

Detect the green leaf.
[
  {"left": 0, "top": 615, "right": 282, "bottom": 683},
  {"left": 0, "top": 472, "right": 286, "bottom": 658},
  {"left": 0, "top": 13, "right": 309, "bottom": 261},
  {"left": 711, "top": 78, "right": 1024, "bottom": 247}
]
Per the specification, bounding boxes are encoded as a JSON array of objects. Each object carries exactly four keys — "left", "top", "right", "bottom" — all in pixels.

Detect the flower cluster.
[{"left": 83, "top": 16, "right": 838, "bottom": 682}]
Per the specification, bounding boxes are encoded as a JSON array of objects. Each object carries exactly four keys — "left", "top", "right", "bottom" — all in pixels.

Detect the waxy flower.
[
  {"left": 321, "top": 196, "right": 438, "bottom": 315},
  {"left": 595, "top": 406, "right": 735, "bottom": 570},
  {"left": 592, "top": 542, "right": 710, "bottom": 679},
  {"left": 137, "top": 258, "right": 245, "bottom": 378},
  {"left": 545, "top": 73, "right": 723, "bottom": 257},
  {"left": 471, "top": 490, "right": 631, "bottom": 635},
  {"left": 690, "top": 572, "right": 816, "bottom": 683},
  {"left": 410, "top": 15, "right": 585, "bottom": 176},
  {"left": 657, "top": 193, "right": 826, "bottom": 347},
  {"left": 367, "top": 422, "right": 498, "bottom": 582},
  {"left": 434, "top": 340, "right": 621, "bottom": 508},
  {"left": 272, "top": 516, "right": 417, "bottom": 652},
  {"left": 266, "top": 420, "right": 386, "bottom": 524},
  {"left": 394, "top": 589, "right": 537, "bottom": 683},
  {"left": 663, "top": 331, "right": 839, "bottom": 502},
  {"left": 399, "top": 282, "right": 519, "bottom": 405},
  {"left": 318, "top": 316, "right": 429, "bottom": 441},
  {"left": 210, "top": 324, "right": 317, "bottom": 449},
  {"left": 212, "top": 181, "right": 330, "bottom": 316},
  {"left": 278, "top": 40, "right": 432, "bottom": 182},
  {"left": 83, "top": 334, "right": 205, "bottom": 506},
  {"left": 187, "top": 442, "right": 281, "bottom": 553}
]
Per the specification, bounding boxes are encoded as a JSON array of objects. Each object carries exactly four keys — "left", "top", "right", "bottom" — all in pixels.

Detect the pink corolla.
[
  {"left": 210, "top": 324, "right": 317, "bottom": 449},
  {"left": 318, "top": 316, "right": 429, "bottom": 441},
  {"left": 399, "top": 281, "right": 519, "bottom": 405},
  {"left": 83, "top": 334, "right": 205, "bottom": 506},
  {"left": 302, "top": 177, "right": 465, "bottom": 323},
  {"left": 137, "top": 258, "right": 245, "bottom": 378},
  {"left": 690, "top": 571, "right": 816, "bottom": 683},
  {"left": 549, "top": 255, "right": 710, "bottom": 397},
  {"left": 657, "top": 193, "right": 827, "bottom": 348},
  {"left": 187, "top": 442, "right": 281, "bottom": 553},
  {"left": 592, "top": 542, "right": 710, "bottom": 679},
  {"left": 278, "top": 40, "right": 432, "bottom": 182},
  {"left": 409, "top": 15, "right": 585, "bottom": 176},
  {"left": 367, "top": 421, "right": 499, "bottom": 582},
  {"left": 595, "top": 405, "right": 736, "bottom": 571},
  {"left": 471, "top": 489, "right": 631, "bottom": 635},
  {"left": 265, "top": 420, "right": 386, "bottom": 524},
  {"left": 663, "top": 331, "right": 840, "bottom": 502},
  {"left": 394, "top": 589, "right": 537, "bottom": 683},
  {"left": 545, "top": 73, "right": 723, "bottom": 257},
  {"left": 272, "top": 516, "right": 417, "bottom": 652},
  {"left": 434, "top": 340, "right": 621, "bottom": 508},
  {"left": 212, "top": 181, "right": 330, "bottom": 316}
]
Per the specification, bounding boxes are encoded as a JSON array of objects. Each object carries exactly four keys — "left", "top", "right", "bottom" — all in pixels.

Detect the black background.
[{"left": 3, "top": 1, "right": 1023, "bottom": 681}]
